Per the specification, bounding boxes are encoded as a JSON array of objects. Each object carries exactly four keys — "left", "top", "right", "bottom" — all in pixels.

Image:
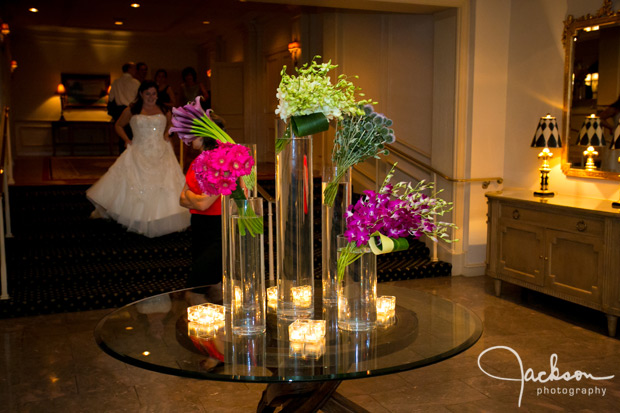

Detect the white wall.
[
  {"left": 503, "top": 0, "right": 619, "bottom": 200},
  {"left": 459, "top": 0, "right": 620, "bottom": 276},
  {"left": 322, "top": 11, "right": 436, "bottom": 190},
  {"left": 460, "top": 0, "right": 511, "bottom": 274}
]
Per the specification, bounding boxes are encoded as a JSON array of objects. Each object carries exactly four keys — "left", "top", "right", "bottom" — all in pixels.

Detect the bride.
[{"left": 87, "top": 81, "right": 190, "bottom": 238}]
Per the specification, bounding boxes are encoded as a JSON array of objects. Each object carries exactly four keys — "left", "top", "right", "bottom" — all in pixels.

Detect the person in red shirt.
[{"left": 179, "top": 119, "right": 223, "bottom": 288}]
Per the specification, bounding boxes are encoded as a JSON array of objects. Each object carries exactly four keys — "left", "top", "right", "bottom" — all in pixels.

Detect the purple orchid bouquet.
[
  {"left": 170, "top": 97, "right": 262, "bottom": 236},
  {"left": 337, "top": 165, "right": 457, "bottom": 280}
]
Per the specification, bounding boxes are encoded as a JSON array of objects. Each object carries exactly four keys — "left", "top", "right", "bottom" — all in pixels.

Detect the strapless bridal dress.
[{"left": 87, "top": 114, "right": 190, "bottom": 237}]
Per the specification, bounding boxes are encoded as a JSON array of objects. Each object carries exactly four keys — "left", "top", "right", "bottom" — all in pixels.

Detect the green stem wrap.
[{"left": 275, "top": 113, "right": 330, "bottom": 154}]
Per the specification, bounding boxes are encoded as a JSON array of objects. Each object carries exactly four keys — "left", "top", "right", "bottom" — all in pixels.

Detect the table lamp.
[
  {"left": 531, "top": 113, "right": 561, "bottom": 197},
  {"left": 56, "top": 83, "right": 66, "bottom": 121},
  {"left": 610, "top": 119, "right": 620, "bottom": 150},
  {"left": 576, "top": 114, "right": 605, "bottom": 171}
]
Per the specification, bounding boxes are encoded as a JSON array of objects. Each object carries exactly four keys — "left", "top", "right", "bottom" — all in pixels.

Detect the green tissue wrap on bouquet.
[
  {"left": 291, "top": 113, "right": 329, "bottom": 137},
  {"left": 368, "top": 232, "right": 409, "bottom": 255}
]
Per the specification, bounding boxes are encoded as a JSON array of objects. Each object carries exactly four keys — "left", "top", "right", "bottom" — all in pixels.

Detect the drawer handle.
[
  {"left": 512, "top": 210, "right": 520, "bottom": 220},
  {"left": 576, "top": 220, "right": 587, "bottom": 232}
]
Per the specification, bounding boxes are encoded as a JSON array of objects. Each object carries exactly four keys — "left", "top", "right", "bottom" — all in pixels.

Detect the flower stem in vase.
[
  {"left": 230, "top": 185, "right": 263, "bottom": 237},
  {"left": 322, "top": 166, "right": 351, "bottom": 305}
]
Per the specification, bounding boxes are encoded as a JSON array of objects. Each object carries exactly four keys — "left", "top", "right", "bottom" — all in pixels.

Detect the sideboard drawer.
[{"left": 499, "top": 204, "right": 604, "bottom": 237}]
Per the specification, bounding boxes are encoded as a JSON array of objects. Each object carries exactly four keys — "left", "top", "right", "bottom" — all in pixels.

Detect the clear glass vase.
[
  {"left": 222, "top": 144, "right": 258, "bottom": 311},
  {"left": 337, "top": 235, "right": 377, "bottom": 331},
  {"left": 230, "top": 197, "right": 265, "bottom": 335},
  {"left": 321, "top": 165, "right": 351, "bottom": 305},
  {"left": 337, "top": 329, "right": 377, "bottom": 373},
  {"left": 276, "top": 134, "right": 314, "bottom": 319},
  {"left": 231, "top": 333, "right": 267, "bottom": 376}
]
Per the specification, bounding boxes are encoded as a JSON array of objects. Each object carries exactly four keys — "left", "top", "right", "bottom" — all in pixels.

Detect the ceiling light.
[
  {"left": 131, "top": 3, "right": 140, "bottom": 8},
  {"left": 202, "top": 21, "right": 210, "bottom": 25},
  {"left": 114, "top": 20, "right": 124, "bottom": 26},
  {"left": 29, "top": 7, "right": 39, "bottom": 13}
]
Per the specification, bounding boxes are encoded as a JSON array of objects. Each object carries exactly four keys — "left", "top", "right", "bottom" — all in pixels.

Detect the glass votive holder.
[
  {"left": 291, "top": 285, "right": 313, "bottom": 308},
  {"left": 188, "top": 303, "right": 226, "bottom": 325},
  {"left": 267, "top": 286, "right": 278, "bottom": 306},
  {"left": 376, "top": 295, "right": 396, "bottom": 325},
  {"left": 289, "top": 340, "right": 325, "bottom": 360},
  {"left": 188, "top": 321, "right": 223, "bottom": 338},
  {"left": 288, "top": 319, "right": 326, "bottom": 343}
]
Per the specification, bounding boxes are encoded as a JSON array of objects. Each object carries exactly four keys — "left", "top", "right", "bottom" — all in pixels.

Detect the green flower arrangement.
[
  {"left": 275, "top": 56, "right": 370, "bottom": 153},
  {"left": 323, "top": 104, "right": 396, "bottom": 207}
]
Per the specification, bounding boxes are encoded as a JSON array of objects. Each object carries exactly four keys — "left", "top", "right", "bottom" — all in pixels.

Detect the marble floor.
[{"left": 1, "top": 275, "right": 619, "bottom": 413}]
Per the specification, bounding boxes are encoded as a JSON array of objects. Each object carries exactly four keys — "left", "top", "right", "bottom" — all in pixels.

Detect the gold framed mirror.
[{"left": 562, "top": 0, "right": 620, "bottom": 181}]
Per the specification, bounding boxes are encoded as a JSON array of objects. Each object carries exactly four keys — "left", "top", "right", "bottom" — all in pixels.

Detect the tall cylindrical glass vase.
[
  {"left": 230, "top": 197, "right": 265, "bottom": 335},
  {"left": 222, "top": 144, "right": 257, "bottom": 311},
  {"left": 276, "top": 134, "right": 314, "bottom": 319},
  {"left": 337, "top": 236, "right": 377, "bottom": 331},
  {"left": 321, "top": 165, "right": 351, "bottom": 305}
]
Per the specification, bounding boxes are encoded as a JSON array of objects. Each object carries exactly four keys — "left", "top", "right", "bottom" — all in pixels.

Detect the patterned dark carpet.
[
  {"left": 0, "top": 181, "right": 450, "bottom": 319},
  {"left": 2, "top": 185, "right": 191, "bottom": 318}
]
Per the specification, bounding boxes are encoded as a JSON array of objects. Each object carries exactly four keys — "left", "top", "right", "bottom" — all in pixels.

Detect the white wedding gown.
[{"left": 86, "top": 114, "right": 190, "bottom": 238}]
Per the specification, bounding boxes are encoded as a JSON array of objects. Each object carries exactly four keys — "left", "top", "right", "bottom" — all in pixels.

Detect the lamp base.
[
  {"left": 534, "top": 190, "right": 554, "bottom": 197},
  {"left": 612, "top": 201, "right": 620, "bottom": 209}
]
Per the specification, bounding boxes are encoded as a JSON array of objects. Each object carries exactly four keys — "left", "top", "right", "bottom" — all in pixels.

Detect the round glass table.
[{"left": 95, "top": 283, "right": 482, "bottom": 412}]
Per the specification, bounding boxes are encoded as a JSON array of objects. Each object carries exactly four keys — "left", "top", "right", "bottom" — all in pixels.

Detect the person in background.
[
  {"left": 179, "top": 114, "right": 226, "bottom": 289},
  {"left": 136, "top": 62, "right": 149, "bottom": 83},
  {"left": 155, "top": 68, "right": 176, "bottom": 109},
  {"left": 180, "top": 66, "right": 209, "bottom": 104},
  {"left": 87, "top": 81, "right": 190, "bottom": 238},
  {"left": 108, "top": 62, "right": 140, "bottom": 153}
]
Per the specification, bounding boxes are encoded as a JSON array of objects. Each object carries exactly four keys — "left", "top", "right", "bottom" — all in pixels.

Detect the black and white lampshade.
[
  {"left": 611, "top": 120, "right": 620, "bottom": 150},
  {"left": 576, "top": 114, "right": 605, "bottom": 147},
  {"left": 531, "top": 114, "right": 561, "bottom": 148}
]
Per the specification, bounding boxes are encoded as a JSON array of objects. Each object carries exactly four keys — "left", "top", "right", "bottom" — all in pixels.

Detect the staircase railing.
[
  {"left": 256, "top": 183, "right": 275, "bottom": 281},
  {"left": 1, "top": 106, "right": 12, "bottom": 300},
  {"left": 387, "top": 145, "right": 503, "bottom": 189},
  {"left": 376, "top": 144, "right": 504, "bottom": 262}
]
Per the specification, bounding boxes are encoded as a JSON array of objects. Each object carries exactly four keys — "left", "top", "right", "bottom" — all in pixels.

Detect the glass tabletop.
[{"left": 94, "top": 283, "right": 482, "bottom": 383}]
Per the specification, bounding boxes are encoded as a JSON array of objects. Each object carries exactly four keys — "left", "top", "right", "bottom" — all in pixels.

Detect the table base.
[{"left": 257, "top": 381, "right": 370, "bottom": 413}]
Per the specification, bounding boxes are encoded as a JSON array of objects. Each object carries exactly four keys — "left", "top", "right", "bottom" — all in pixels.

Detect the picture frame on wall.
[{"left": 60, "top": 73, "right": 110, "bottom": 109}]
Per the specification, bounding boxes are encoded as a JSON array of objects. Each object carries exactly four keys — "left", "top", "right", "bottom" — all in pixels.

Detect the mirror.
[{"left": 562, "top": 0, "right": 620, "bottom": 180}]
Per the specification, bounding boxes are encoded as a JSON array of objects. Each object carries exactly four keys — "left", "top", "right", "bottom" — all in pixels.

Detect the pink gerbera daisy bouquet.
[
  {"left": 193, "top": 142, "right": 254, "bottom": 197},
  {"left": 337, "top": 165, "right": 457, "bottom": 280}
]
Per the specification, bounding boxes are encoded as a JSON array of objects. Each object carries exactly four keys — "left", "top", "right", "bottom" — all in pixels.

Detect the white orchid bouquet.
[{"left": 275, "top": 56, "right": 371, "bottom": 153}]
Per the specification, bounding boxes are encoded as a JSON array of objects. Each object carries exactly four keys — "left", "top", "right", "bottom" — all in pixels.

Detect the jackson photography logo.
[{"left": 477, "top": 346, "right": 615, "bottom": 407}]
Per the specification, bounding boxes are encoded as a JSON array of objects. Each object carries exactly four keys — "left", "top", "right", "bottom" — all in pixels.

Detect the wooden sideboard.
[
  {"left": 485, "top": 190, "right": 620, "bottom": 336},
  {"left": 51, "top": 120, "right": 116, "bottom": 156}
]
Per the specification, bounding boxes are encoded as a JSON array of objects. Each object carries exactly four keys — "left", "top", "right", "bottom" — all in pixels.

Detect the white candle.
[
  {"left": 291, "top": 285, "right": 312, "bottom": 308},
  {"left": 188, "top": 303, "right": 226, "bottom": 325},
  {"left": 267, "top": 286, "right": 278, "bottom": 303},
  {"left": 288, "top": 319, "right": 326, "bottom": 343},
  {"left": 376, "top": 296, "right": 396, "bottom": 325}
]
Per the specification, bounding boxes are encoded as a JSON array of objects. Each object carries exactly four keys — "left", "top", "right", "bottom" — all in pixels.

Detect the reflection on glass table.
[{"left": 95, "top": 283, "right": 482, "bottom": 412}]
